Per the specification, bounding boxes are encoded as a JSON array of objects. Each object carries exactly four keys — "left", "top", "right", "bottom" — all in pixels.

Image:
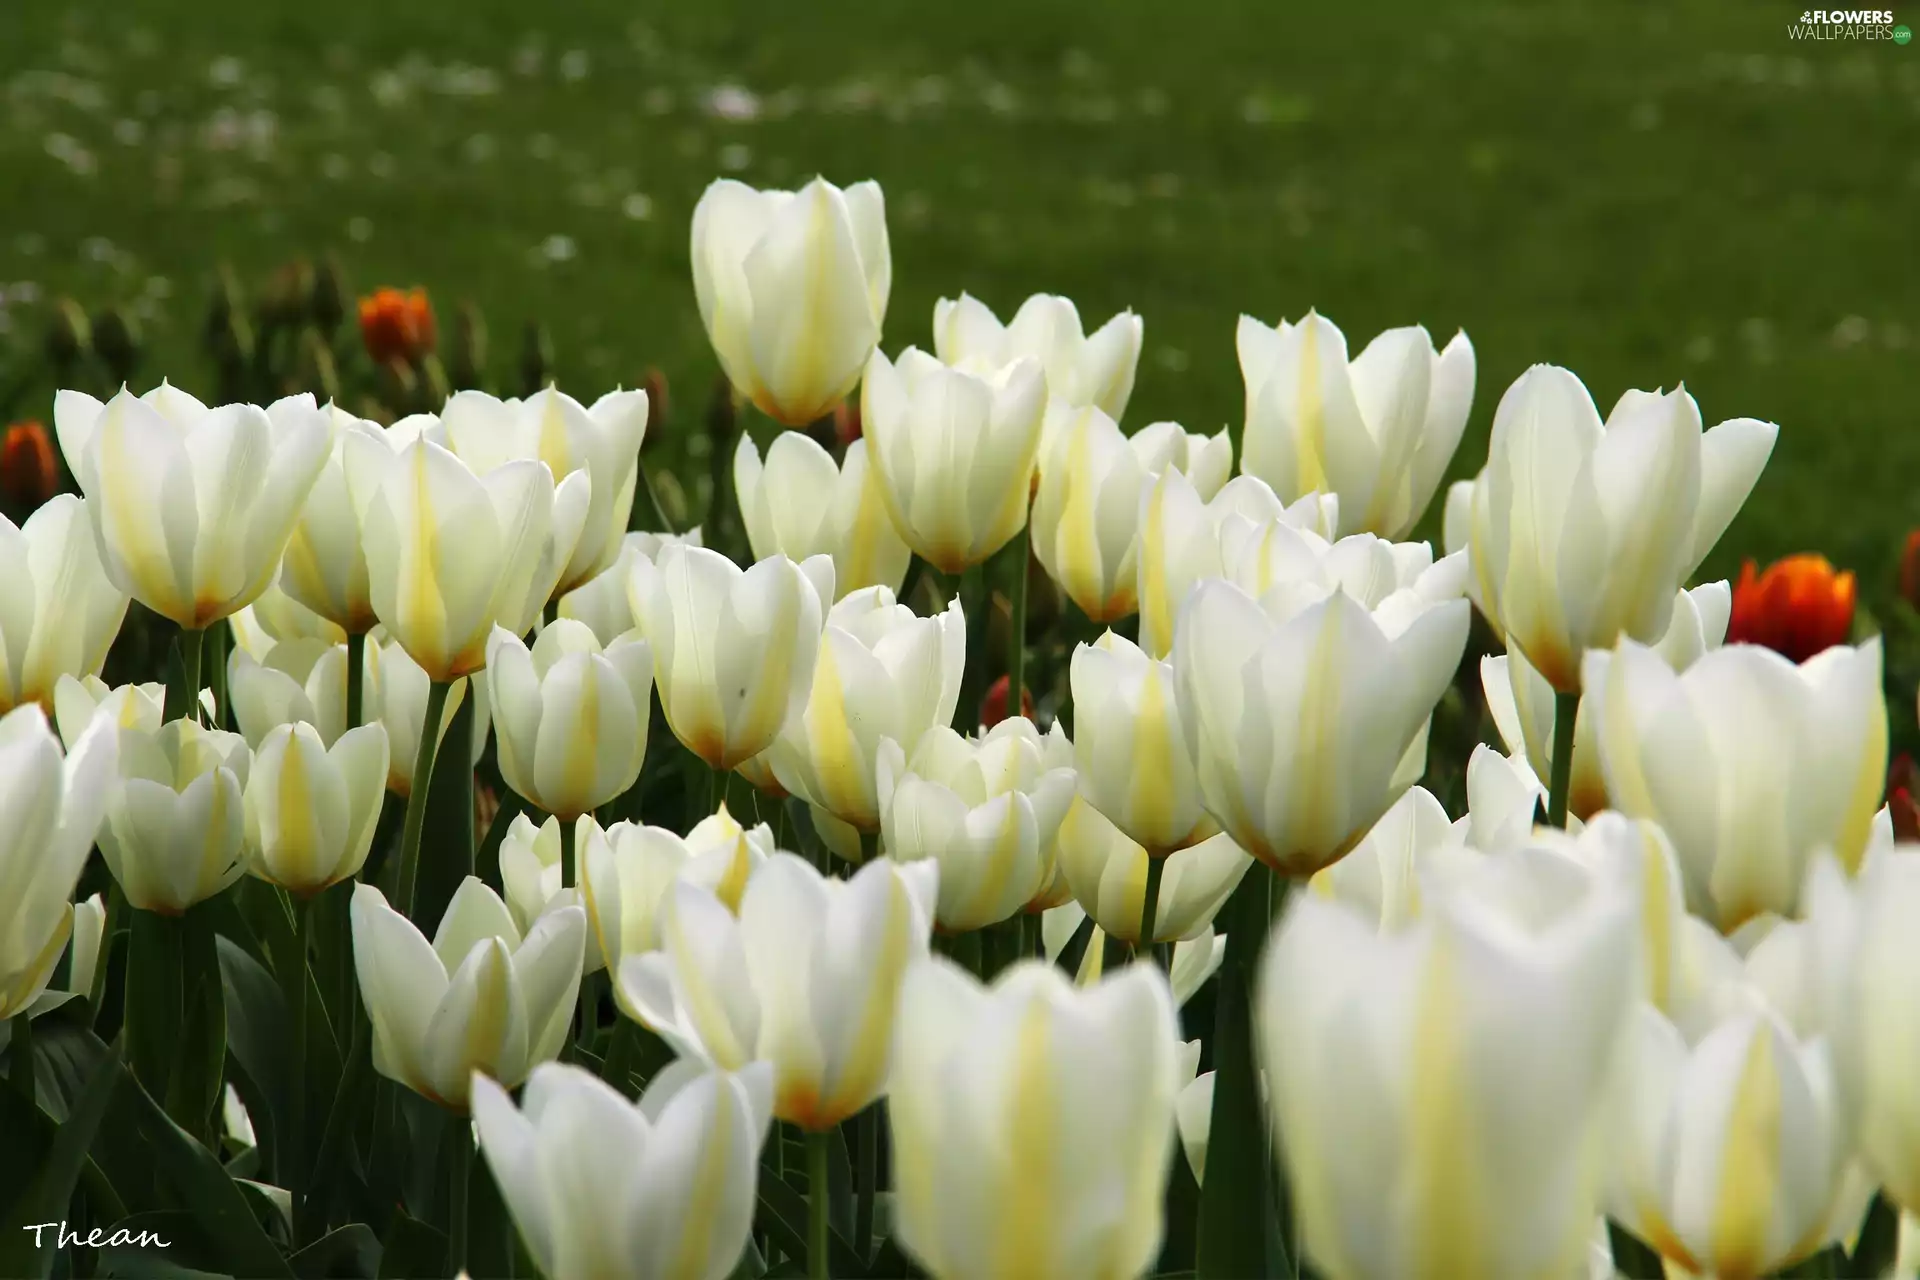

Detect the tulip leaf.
[
  {"left": 288, "top": 1223, "right": 380, "bottom": 1279},
  {"left": 376, "top": 1208, "right": 446, "bottom": 1280},
  {"left": 166, "top": 907, "right": 230, "bottom": 1147},
  {"left": 1847, "top": 1192, "right": 1898, "bottom": 1278},
  {"left": 1052, "top": 913, "right": 1096, "bottom": 977},
  {"left": 1772, "top": 1244, "right": 1845, "bottom": 1278},
  {"left": 217, "top": 935, "right": 291, "bottom": 1177},
  {"left": 754, "top": 1162, "right": 866, "bottom": 1277},
  {"left": 96, "top": 1211, "right": 234, "bottom": 1278},
  {"left": 1607, "top": 1220, "right": 1666, "bottom": 1278},
  {"left": 415, "top": 690, "right": 478, "bottom": 931},
  {"left": 0, "top": 1042, "right": 123, "bottom": 1279},
  {"left": 124, "top": 909, "right": 186, "bottom": 1109}
]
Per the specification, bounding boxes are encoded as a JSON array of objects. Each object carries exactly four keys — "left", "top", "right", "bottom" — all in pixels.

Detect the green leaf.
[
  {"left": 217, "top": 934, "right": 291, "bottom": 1174},
  {"left": 1847, "top": 1191, "right": 1899, "bottom": 1278},
  {"left": 754, "top": 1162, "right": 865, "bottom": 1278},
  {"left": 123, "top": 909, "right": 185, "bottom": 1108},
  {"left": 288, "top": 1223, "right": 380, "bottom": 1279},
  {"left": 164, "top": 906, "right": 229, "bottom": 1146},
  {"left": 376, "top": 1209, "right": 446, "bottom": 1280},
  {"left": 414, "top": 691, "right": 477, "bottom": 932},
  {"left": 1607, "top": 1221, "right": 1666, "bottom": 1279},
  {"left": 7, "top": 1042, "right": 125, "bottom": 1278}
]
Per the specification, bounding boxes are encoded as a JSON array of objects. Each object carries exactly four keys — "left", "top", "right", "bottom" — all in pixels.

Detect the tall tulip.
[
  {"left": 861, "top": 347, "right": 1047, "bottom": 574},
  {"left": 1238, "top": 312, "right": 1474, "bottom": 539},
  {"left": 472, "top": 1061, "right": 773, "bottom": 1280},
  {"left": 618, "top": 854, "right": 936, "bottom": 1130},
  {"left": 96, "top": 717, "right": 253, "bottom": 914},
  {"left": 735, "top": 432, "right": 909, "bottom": 599},
  {"left": 0, "top": 704, "right": 117, "bottom": 1022},
  {"left": 887, "top": 957, "right": 1181, "bottom": 1280},
  {"left": 627, "top": 544, "right": 832, "bottom": 772},
  {"left": 242, "top": 721, "right": 390, "bottom": 895},
  {"left": 487, "top": 620, "right": 654, "bottom": 821},
  {"left": 1460, "top": 369, "right": 1775, "bottom": 691},
  {"left": 1585, "top": 638, "right": 1885, "bottom": 931},
  {"left": 352, "top": 877, "right": 585, "bottom": 1109},
  {"left": 0, "top": 496, "right": 129, "bottom": 716},
  {"left": 1069, "top": 630, "right": 1213, "bottom": 857},
  {"left": 932, "top": 292, "right": 1143, "bottom": 420},
  {"left": 691, "top": 177, "right": 891, "bottom": 426},
  {"left": 54, "top": 385, "right": 332, "bottom": 628},
  {"left": 277, "top": 406, "right": 388, "bottom": 634},
  {"left": 1171, "top": 579, "right": 1468, "bottom": 875}
]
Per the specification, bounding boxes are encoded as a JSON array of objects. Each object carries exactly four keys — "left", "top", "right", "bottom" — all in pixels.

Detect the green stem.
[
  {"left": 395, "top": 680, "right": 453, "bottom": 920},
  {"left": 1006, "top": 523, "right": 1029, "bottom": 719},
  {"left": 953, "top": 564, "right": 987, "bottom": 734},
  {"left": 560, "top": 815, "right": 577, "bottom": 890},
  {"left": 807, "top": 1128, "right": 831, "bottom": 1280},
  {"left": 345, "top": 631, "right": 366, "bottom": 731},
  {"left": 303, "top": 1014, "right": 371, "bottom": 1243},
  {"left": 543, "top": 598, "right": 559, "bottom": 628},
  {"left": 8, "top": 1014, "right": 33, "bottom": 1107},
  {"left": 1547, "top": 689, "right": 1580, "bottom": 829},
  {"left": 709, "top": 762, "right": 725, "bottom": 818},
  {"left": 290, "top": 893, "right": 312, "bottom": 1247},
  {"left": 207, "top": 623, "right": 230, "bottom": 730},
  {"left": 88, "top": 882, "right": 122, "bottom": 1027},
  {"left": 854, "top": 1107, "right": 876, "bottom": 1264},
  {"left": 1136, "top": 855, "right": 1166, "bottom": 964},
  {"left": 165, "top": 625, "right": 205, "bottom": 724},
  {"left": 447, "top": 1118, "right": 472, "bottom": 1274},
  {"left": 640, "top": 459, "right": 675, "bottom": 534}
]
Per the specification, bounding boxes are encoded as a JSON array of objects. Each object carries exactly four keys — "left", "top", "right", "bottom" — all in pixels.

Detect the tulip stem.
[
  {"left": 7, "top": 1014, "right": 33, "bottom": 1107},
  {"left": 395, "top": 680, "right": 453, "bottom": 920},
  {"left": 709, "top": 763, "right": 727, "bottom": 818},
  {"left": 1547, "top": 689, "right": 1580, "bottom": 828},
  {"left": 447, "top": 1116, "right": 472, "bottom": 1275},
  {"left": 639, "top": 459, "right": 675, "bottom": 534},
  {"left": 1007, "top": 523, "right": 1029, "bottom": 717},
  {"left": 807, "top": 1128, "right": 831, "bottom": 1280},
  {"left": 345, "top": 632, "right": 366, "bottom": 731},
  {"left": 164, "top": 625, "right": 205, "bottom": 725},
  {"left": 289, "top": 892, "right": 313, "bottom": 1247},
  {"left": 854, "top": 1106, "right": 877, "bottom": 1264},
  {"left": 1136, "top": 856, "right": 1165, "bottom": 966},
  {"left": 560, "top": 814, "right": 577, "bottom": 890}
]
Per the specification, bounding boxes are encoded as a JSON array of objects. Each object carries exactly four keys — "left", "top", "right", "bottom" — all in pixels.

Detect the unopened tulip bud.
[
  {"left": 1726, "top": 553, "right": 1855, "bottom": 664},
  {"left": 0, "top": 421, "right": 59, "bottom": 508},
  {"left": 359, "top": 287, "right": 435, "bottom": 368},
  {"left": 979, "top": 672, "right": 1033, "bottom": 729},
  {"left": 91, "top": 307, "right": 141, "bottom": 385}
]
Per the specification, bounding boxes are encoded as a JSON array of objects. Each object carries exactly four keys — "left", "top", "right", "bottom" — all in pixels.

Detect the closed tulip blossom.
[
  {"left": 1460, "top": 369, "right": 1776, "bottom": 691},
  {"left": 1171, "top": 579, "right": 1469, "bottom": 876},
  {"left": 1586, "top": 638, "right": 1886, "bottom": 931},
  {"left": 358, "top": 286, "right": 436, "bottom": 365},
  {"left": 691, "top": 176, "right": 891, "bottom": 426},
  {"left": 277, "top": 407, "right": 389, "bottom": 634},
  {"left": 487, "top": 620, "right": 654, "bottom": 821},
  {"left": 932, "top": 291, "right": 1144, "bottom": 420},
  {"left": 1054, "top": 796, "right": 1253, "bottom": 945},
  {"left": 619, "top": 854, "right": 937, "bottom": 1130},
  {"left": 0, "top": 704, "right": 117, "bottom": 1023},
  {"left": 241, "top": 721, "right": 389, "bottom": 895},
  {"left": 1238, "top": 311, "right": 1475, "bottom": 539},
  {"left": 0, "top": 419, "right": 58, "bottom": 509},
  {"left": 472, "top": 1061, "right": 774, "bottom": 1280},
  {"left": 887, "top": 957, "right": 1181, "bottom": 1280},
  {"left": 767, "top": 587, "right": 965, "bottom": 834},
  {"left": 735, "top": 432, "right": 909, "bottom": 599},
  {"left": 1070, "top": 631, "right": 1215, "bottom": 859},
  {"left": 0, "top": 495, "right": 130, "bottom": 715},
  {"left": 875, "top": 718, "right": 1077, "bottom": 932},
  {"left": 97, "top": 717, "right": 253, "bottom": 914},
  {"left": 1726, "top": 553, "right": 1855, "bottom": 663},
  {"left": 861, "top": 347, "right": 1047, "bottom": 574},
  {"left": 352, "top": 877, "right": 586, "bottom": 1109},
  {"left": 54, "top": 384, "right": 333, "bottom": 628},
  {"left": 52, "top": 675, "right": 164, "bottom": 746},
  {"left": 627, "top": 544, "right": 833, "bottom": 771},
  {"left": 557, "top": 528, "right": 704, "bottom": 644}
]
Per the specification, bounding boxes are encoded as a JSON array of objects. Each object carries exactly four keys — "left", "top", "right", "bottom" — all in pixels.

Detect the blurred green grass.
[{"left": 2, "top": 0, "right": 1916, "bottom": 597}]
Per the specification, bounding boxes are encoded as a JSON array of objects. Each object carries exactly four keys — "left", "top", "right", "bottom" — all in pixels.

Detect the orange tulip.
[
  {"left": 357, "top": 287, "right": 436, "bottom": 366},
  {"left": 1726, "top": 553, "right": 1855, "bottom": 663},
  {"left": 0, "top": 420, "right": 58, "bottom": 508},
  {"left": 980, "top": 673, "right": 1035, "bottom": 729}
]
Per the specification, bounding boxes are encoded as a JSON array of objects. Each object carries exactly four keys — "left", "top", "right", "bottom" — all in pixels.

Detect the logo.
[
  {"left": 1790, "top": 8, "right": 1905, "bottom": 36},
  {"left": 1898, "top": 22, "right": 1914, "bottom": 39}
]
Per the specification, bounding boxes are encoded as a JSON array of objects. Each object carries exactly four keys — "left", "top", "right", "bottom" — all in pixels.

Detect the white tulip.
[
  {"left": 352, "top": 877, "right": 585, "bottom": 1109},
  {"left": 618, "top": 854, "right": 936, "bottom": 1130},
  {"left": 229, "top": 583, "right": 347, "bottom": 659},
  {"left": 372, "top": 636, "right": 490, "bottom": 798},
  {"left": 875, "top": 718, "right": 1077, "bottom": 932},
  {"left": 1217, "top": 518, "right": 1468, "bottom": 626},
  {"left": 487, "top": 621, "right": 653, "bottom": 821},
  {"left": 0, "top": 705, "right": 117, "bottom": 1021},
  {"left": 1462, "top": 369, "right": 1775, "bottom": 690},
  {"left": 242, "top": 721, "right": 389, "bottom": 894},
  {"left": 278, "top": 406, "right": 388, "bottom": 633},
  {"left": 1054, "top": 796, "right": 1252, "bottom": 944},
  {"left": 1586, "top": 639, "right": 1886, "bottom": 931},
  {"left": 1070, "top": 631, "right": 1213, "bottom": 856},
  {"left": 472, "top": 1060, "right": 773, "bottom": 1280},
  {"left": 53, "top": 385, "right": 333, "bottom": 628},
  {"left": 1171, "top": 579, "right": 1468, "bottom": 875},
  {"left": 888, "top": 957, "right": 1180, "bottom": 1280},
  {"left": 0, "top": 496, "right": 130, "bottom": 715},
  {"left": 1042, "top": 901, "right": 1228, "bottom": 1006},
  {"left": 766, "top": 587, "right": 964, "bottom": 834},
  {"left": 97, "top": 717, "right": 253, "bottom": 914},
  {"left": 692, "top": 176, "right": 890, "bottom": 426},
  {"left": 627, "top": 544, "right": 832, "bottom": 771},
  {"left": 932, "top": 291, "right": 1143, "bottom": 420},
  {"left": 53, "top": 674, "right": 164, "bottom": 745},
  {"left": 860, "top": 347, "right": 1047, "bottom": 574},
  {"left": 735, "top": 432, "right": 909, "bottom": 599},
  {"left": 557, "top": 528, "right": 704, "bottom": 645},
  {"left": 1238, "top": 312, "right": 1474, "bottom": 539},
  {"left": 1306, "top": 786, "right": 1474, "bottom": 930}
]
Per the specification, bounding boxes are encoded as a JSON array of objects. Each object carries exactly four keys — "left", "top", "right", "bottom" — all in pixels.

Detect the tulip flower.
[
  {"left": 1134, "top": 468, "right": 1337, "bottom": 660},
  {"left": 734, "top": 432, "right": 909, "bottom": 598},
  {"left": 242, "top": 721, "right": 390, "bottom": 895},
  {"left": 932, "top": 291, "right": 1144, "bottom": 420},
  {"left": 1171, "top": 579, "right": 1468, "bottom": 875},
  {"left": 351, "top": 431, "right": 590, "bottom": 681},
  {"left": 472, "top": 1061, "right": 773, "bottom": 1280},
  {"left": 860, "top": 347, "right": 1047, "bottom": 574},
  {"left": 1042, "top": 901, "right": 1227, "bottom": 1006},
  {"left": 0, "top": 495, "right": 130, "bottom": 715},
  {"left": 1585, "top": 638, "right": 1886, "bottom": 931},
  {"left": 96, "top": 717, "right": 253, "bottom": 914},
  {"left": 691, "top": 176, "right": 891, "bottom": 426},
  {"left": 1217, "top": 515, "right": 1468, "bottom": 625},
  {"left": 1305, "top": 786, "right": 1473, "bottom": 930},
  {"left": 277, "top": 407, "right": 388, "bottom": 634},
  {"left": 0, "top": 892, "right": 106, "bottom": 1050},
  {"left": 52, "top": 675, "right": 162, "bottom": 746},
  {"left": 487, "top": 620, "right": 654, "bottom": 821},
  {"left": 1259, "top": 847, "right": 1635, "bottom": 1280},
  {"left": 231, "top": 582, "right": 348, "bottom": 654},
  {"left": 1459, "top": 369, "right": 1776, "bottom": 691},
  {"left": 352, "top": 877, "right": 586, "bottom": 1109},
  {"left": 1238, "top": 312, "right": 1475, "bottom": 539},
  {"left": 358, "top": 287, "right": 436, "bottom": 365},
  {"left": 0, "top": 419, "right": 58, "bottom": 509},
  {"left": 618, "top": 854, "right": 936, "bottom": 1130},
  {"left": 557, "top": 528, "right": 704, "bottom": 644},
  {"left": 874, "top": 718, "right": 1076, "bottom": 932},
  {"left": 978, "top": 673, "right": 1034, "bottom": 729},
  {"left": 54, "top": 385, "right": 332, "bottom": 629},
  {"left": 887, "top": 957, "right": 1181, "bottom": 1280},
  {"left": 765, "top": 587, "right": 964, "bottom": 834},
  {"left": 1054, "top": 796, "right": 1252, "bottom": 944},
  {"left": 627, "top": 544, "right": 832, "bottom": 771},
  {"left": 1069, "top": 631, "right": 1213, "bottom": 856},
  {"left": 0, "top": 704, "right": 117, "bottom": 1022},
  {"left": 437, "top": 387, "right": 651, "bottom": 596},
  {"left": 1726, "top": 553, "right": 1856, "bottom": 664}
]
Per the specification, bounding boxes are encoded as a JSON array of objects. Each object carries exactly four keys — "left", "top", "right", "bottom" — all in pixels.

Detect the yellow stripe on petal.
[
  {"left": 1406, "top": 935, "right": 1492, "bottom": 1280},
  {"left": 816, "top": 876, "right": 913, "bottom": 1127},
  {"left": 665, "top": 1081, "right": 737, "bottom": 1280},
  {"left": 275, "top": 736, "right": 321, "bottom": 886},
  {"left": 804, "top": 647, "right": 865, "bottom": 823},
  {"left": 1638, "top": 827, "right": 1676, "bottom": 1014},
  {"left": 1709, "top": 1027, "right": 1782, "bottom": 1280},
  {"left": 557, "top": 663, "right": 603, "bottom": 818},
  {"left": 1139, "top": 485, "right": 1173, "bottom": 659},
  {"left": 1293, "top": 321, "right": 1329, "bottom": 494},
  {"left": 1058, "top": 421, "right": 1101, "bottom": 610},
  {"left": 1127, "top": 673, "right": 1179, "bottom": 854},
  {"left": 991, "top": 995, "right": 1058, "bottom": 1280},
  {"left": 401, "top": 449, "right": 450, "bottom": 676}
]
